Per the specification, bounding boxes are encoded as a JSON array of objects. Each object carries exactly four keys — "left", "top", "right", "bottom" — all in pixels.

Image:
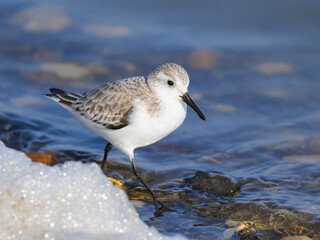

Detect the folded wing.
[{"left": 46, "top": 78, "right": 145, "bottom": 129}]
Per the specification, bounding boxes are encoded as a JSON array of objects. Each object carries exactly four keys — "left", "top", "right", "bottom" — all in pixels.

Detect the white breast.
[{"left": 93, "top": 99, "right": 186, "bottom": 155}]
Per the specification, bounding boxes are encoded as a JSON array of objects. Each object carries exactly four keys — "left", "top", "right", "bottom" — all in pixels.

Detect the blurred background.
[{"left": 0, "top": 0, "right": 320, "bottom": 239}]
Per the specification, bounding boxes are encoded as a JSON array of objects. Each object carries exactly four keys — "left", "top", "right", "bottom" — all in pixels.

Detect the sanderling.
[{"left": 45, "top": 63, "right": 205, "bottom": 213}]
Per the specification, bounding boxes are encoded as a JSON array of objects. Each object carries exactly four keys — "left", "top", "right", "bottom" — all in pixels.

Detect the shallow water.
[{"left": 0, "top": 0, "right": 320, "bottom": 239}]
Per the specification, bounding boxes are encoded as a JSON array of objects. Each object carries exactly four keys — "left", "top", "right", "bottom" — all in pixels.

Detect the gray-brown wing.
[{"left": 72, "top": 81, "right": 135, "bottom": 130}]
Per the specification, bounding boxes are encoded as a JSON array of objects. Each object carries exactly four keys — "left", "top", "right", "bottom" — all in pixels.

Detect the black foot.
[
  {"left": 157, "top": 200, "right": 176, "bottom": 212},
  {"left": 154, "top": 202, "right": 176, "bottom": 217},
  {"left": 153, "top": 197, "right": 176, "bottom": 216},
  {"left": 130, "top": 158, "right": 176, "bottom": 215}
]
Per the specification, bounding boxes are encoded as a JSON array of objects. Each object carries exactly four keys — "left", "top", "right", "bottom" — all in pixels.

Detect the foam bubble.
[{"left": 0, "top": 141, "right": 185, "bottom": 240}]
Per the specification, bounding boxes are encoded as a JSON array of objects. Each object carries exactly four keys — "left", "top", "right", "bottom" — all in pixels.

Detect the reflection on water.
[{"left": 1, "top": 0, "right": 320, "bottom": 239}]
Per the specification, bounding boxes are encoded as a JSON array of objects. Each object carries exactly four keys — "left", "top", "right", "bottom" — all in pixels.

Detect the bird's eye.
[{"left": 167, "top": 80, "right": 174, "bottom": 86}]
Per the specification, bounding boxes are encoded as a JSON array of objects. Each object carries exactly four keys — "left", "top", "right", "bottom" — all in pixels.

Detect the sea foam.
[{"left": 0, "top": 141, "right": 185, "bottom": 240}]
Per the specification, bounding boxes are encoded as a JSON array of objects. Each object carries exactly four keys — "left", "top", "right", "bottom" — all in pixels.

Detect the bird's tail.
[{"left": 45, "top": 88, "right": 83, "bottom": 107}]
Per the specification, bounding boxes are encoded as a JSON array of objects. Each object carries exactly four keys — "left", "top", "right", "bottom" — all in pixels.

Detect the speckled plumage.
[
  {"left": 151, "top": 63, "right": 189, "bottom": 86},
  {"left": 68, "top": 76, "right": 160, "bottom": 129},
  {"left": 47, "top": 63, "right": 191, "bottom": 130}
]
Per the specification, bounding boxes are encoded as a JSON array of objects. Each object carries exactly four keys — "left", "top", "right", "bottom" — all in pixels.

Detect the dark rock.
[
  {"left": 236, "top": 222, "right": 257, "bottom": 239},
  {"left": 189, "top": 171, "right": 240, "bottom": 196}
]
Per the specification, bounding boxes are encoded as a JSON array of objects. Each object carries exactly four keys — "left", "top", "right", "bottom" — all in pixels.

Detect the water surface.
[{"left": 0, "top": 1, "right": 320, "bottom": 239}]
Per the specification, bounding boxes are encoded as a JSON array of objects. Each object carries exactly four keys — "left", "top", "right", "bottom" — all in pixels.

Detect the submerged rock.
[
  {"left": 235, "top": 222, "right": 258, "bottom": 239},
  {"left": 82, "top": 24, "right": 131, "bottom": 38},
  {"left": 10, "top": 4, "right": 71, "bottom": 32},
  {"left": 187, "top": 50, "right": 218, "bottom": 69},
  {"left": 193, "top": 201, "right": 319, "bottom": 239},
  {"left": 189, "top": 171, "right": 240, "bottom": 196},
  {"left": 281, "top": 237, "right": 312, "bottom": 240},
  {"left": 255, "top": 62, "right": 293, "bottom": 75}
]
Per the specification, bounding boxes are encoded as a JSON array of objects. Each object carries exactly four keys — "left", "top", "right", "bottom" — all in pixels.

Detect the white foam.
[{"left": 0, "top": 141, "right": 185, "bottom": 240}]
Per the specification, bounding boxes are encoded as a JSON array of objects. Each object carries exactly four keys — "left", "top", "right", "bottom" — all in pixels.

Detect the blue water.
[{"left": 0, "top": 0, "right": 320, "bottom": 239}]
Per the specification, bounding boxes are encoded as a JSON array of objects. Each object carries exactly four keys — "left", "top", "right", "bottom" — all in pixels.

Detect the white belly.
[{"left": 88, "top": 99, "right": 187, "bottom": 156}]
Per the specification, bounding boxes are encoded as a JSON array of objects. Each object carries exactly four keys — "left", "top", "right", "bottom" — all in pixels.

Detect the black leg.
[
  {"left": 101, "top": 143, "right": 112, "bottom": 171},
  {"left": 131, "top": 159, "right": 175, "bottom": 213}
]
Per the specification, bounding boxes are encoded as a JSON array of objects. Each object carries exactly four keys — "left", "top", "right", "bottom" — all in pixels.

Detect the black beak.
[{"left": 181, "top": 92, "right": 206, "bottom": 120}]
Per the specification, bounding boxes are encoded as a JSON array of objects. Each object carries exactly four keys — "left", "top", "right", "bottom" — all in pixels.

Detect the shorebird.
[{"left": 45, "top": 63, "right": 205, "bottom": 212}]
